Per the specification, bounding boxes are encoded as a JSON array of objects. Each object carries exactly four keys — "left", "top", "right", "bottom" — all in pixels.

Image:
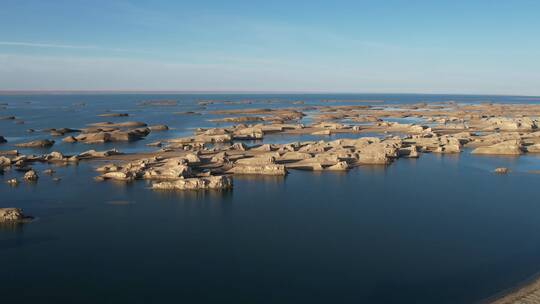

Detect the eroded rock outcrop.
[
  {"left": 0, "top": 208, "right": 32, "bottom": 222},
  {"left": 152, "top": 175, "right": 233, "bottom": 190}
]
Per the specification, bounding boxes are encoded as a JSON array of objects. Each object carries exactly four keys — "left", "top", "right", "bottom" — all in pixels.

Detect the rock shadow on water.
[
  {"left": 0, "top": 235, "right": 58, "bottom": 250},
  {"left": 105, "top": 200, "right": 136, "bottom": 206},
  {"left": 151, "top": 188, "right": 234, "bottom": 201},
  {"left": 233, "top": 174, "right": 287, "bottom": 185}
]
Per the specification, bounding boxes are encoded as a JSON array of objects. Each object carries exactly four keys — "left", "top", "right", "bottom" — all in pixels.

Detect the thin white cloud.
[
  {"left": 0, "top": 41, "right": 152, "bottom": 54},
  {"left": 0, "top": 41, "right": 99, "bottom": 49}
]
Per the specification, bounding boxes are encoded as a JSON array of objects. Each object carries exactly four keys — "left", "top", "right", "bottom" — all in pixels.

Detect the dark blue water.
[{"left": 2, "top": 93, "right": 540, "bottom": 303}]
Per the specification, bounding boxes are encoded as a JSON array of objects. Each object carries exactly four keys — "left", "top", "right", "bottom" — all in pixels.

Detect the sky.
[{"left": 0, "top": 0, "right": 539, "bottom": 95}]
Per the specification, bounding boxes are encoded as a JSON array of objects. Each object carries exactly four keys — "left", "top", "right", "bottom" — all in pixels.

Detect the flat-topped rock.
[
  {"left": 228, "top": 164, "right": 287, "bottom": 175},
  {"left": 88, "top": 121, "right": 147, "bottom": 128},
  {"left": 97, "top": 113, "right": 129, "bottom": 117},
  {"left": 471, "top": 141, "right": 523, "bottom": 155},
  {"left": 152, "top": 175, "right": 233, "bottom": 190},
  {"left": 15, "top": 139, "right": 55, "bottom": 148},
  {"left": 149, "top": 124, "right": 169, "bottom": 131}
]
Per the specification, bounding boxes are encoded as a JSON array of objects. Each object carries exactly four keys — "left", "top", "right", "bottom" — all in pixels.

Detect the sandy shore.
[{"left": 487, "top": 276, "right": 540, "bottom": 304}]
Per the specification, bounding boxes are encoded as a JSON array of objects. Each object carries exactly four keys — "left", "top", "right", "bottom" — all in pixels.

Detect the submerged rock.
[
  {"left": 15, "top": 139, "right": 55, "bottom": 148},
  {"left": 97, "top": 113, "right": 129, "bottom": 117},
  {"left": 494, "top": 167, "right": 509, "bottom": 174},
  {"left": 149, "top": 125, "right": 169, "bottom": 131},
  {"left": 6, "top": 178, "right": 18, "bottom": 186},
  {"left": 0, "top": 136, "right": 6, "bottom": 143}
]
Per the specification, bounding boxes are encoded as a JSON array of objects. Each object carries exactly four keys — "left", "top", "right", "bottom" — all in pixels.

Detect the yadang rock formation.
[{"left": 4, "top": 101, "right": 540, "bottom": 191}]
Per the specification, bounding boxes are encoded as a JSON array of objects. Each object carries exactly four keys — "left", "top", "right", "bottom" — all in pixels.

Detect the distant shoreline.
[{"left": 0, "top": 90, "right": 539, "bottom": 98}]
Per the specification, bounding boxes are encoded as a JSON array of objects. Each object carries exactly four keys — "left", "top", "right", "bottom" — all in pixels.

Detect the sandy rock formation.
[
  {"left": 326, "top": 161, "right": 349, "bottom": 171},
  {"left": 0, "top": 208, "right": 32, "bottom": 222},
  {"left": 228, "top": 164, "right": 287, "bottom": 175},
  {"left": 23, "top": 170, "right": 38, "bottom": 181},
  {"left": 70, "top": 128, "right": 150, "bottom": 143},
  {"left": 471, "top": 140, "right": 523, "bottom": 155},
  {"left": 0, "top": 156, "right": 11, "bottom": 167},
  {"left": 78, "top": 149, "right": 123, "bottom": 159},
  {"left": 152, "top": 175, "right": 233, "bottom": 190}
]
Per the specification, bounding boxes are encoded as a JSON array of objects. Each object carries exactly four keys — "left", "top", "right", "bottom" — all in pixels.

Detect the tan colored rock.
[
  {"left": 149, "top": 124, "right": 169, "bottom": 131},
  {"left": 0, "top": 208, "right": 32, "bottom": 222},
  {"left": 279, "top": 151, "right": 313, "bottom": 161},
  {"left": 78, "top": 149, "right": 122, "bottom": 158},
  {"left": 0, "top": 156, "right": 11, "bottom": 167},
  {"left": 228, "top": 164, "right": 287, "bottom": 175},
  {"left": 311, "top": 130, "right": 331, "bottom": 135},
  {"left": 6, "top": 178, "right": 18, "bottom": 186},
  {"left": 326, "top": 161, "right": 349, "bottom": 171},
  {"left": 152, "top": 175, "right": 233, "bottom": 190},
  {"left": 23, "top": 170, "right": 38, "bottom": 181},
  {"left": 45, "top": 151, "right": 65, "bottom": 161},
  {"left": 102, "top": 171, "right": 135, "bottom": 181},
  {"left": 63, "top": 136, "right": 78, "bottom": 143},
  {"left": 235, "top": 155, "right": 276, "bottom": 166},
  {"left": 143, "top": 165, "right": 192, "bottom": 180},
  {"left": 471, "top": 141, "right": 523, "bottom": 155}
]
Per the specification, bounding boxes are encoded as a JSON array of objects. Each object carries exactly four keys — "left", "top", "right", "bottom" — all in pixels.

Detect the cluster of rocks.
[
  {"left": 6, "top": 101, "right": 540, "bottom": 193},
  {"left": 92, "top": 130, "right": 472, "bottom": 190},
  {"left": 1, "top": 149, "right": 122, "bottom": 185}
]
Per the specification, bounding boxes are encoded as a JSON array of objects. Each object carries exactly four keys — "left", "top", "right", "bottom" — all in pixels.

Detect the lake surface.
[{"left": 2, "top": 93, "right": 540, "bottom": 303}]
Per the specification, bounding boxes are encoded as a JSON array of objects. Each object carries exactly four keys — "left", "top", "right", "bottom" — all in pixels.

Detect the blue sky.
[{"left": 0, "top": 0, "right": 539, "bottom": 95}]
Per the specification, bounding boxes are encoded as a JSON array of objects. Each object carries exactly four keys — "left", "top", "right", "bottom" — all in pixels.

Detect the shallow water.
[{"left": 2, "top": 93, "right": 540, "bottom": 303}]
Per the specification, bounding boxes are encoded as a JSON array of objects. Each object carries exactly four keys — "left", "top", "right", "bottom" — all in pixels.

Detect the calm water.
[{"left": 2, "top": 93, "right": 540, "bottom": 303}]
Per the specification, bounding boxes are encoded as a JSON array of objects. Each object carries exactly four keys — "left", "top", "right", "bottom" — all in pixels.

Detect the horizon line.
[{"left": 0, "top": 90, "right": 539, "bottom": 98}]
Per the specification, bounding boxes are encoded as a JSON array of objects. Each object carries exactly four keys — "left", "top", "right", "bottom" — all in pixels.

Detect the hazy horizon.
[{"left": 1, "top": 1, "right": 539, "bottom": 95}]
